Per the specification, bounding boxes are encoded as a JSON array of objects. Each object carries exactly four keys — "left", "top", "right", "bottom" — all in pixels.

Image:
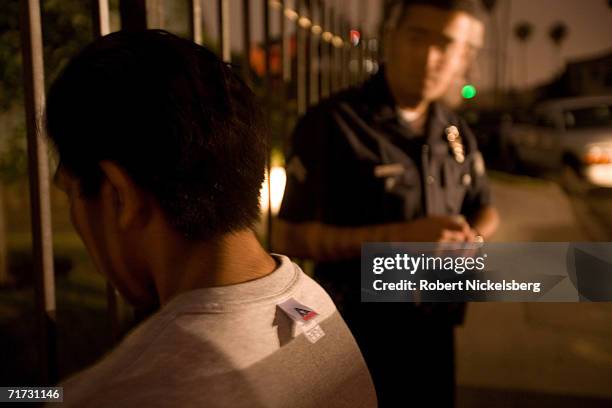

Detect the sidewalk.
[
  {"left": 487, "top": 173, "right": 591, "bottom": 241},
  {"left": 456, "top": 174, "right": 612, "bottom": 402}
]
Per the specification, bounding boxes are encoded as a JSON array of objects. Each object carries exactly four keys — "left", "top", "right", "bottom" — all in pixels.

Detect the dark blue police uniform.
[{"left": 279, "top": 67, "right": 491, "bottom": 407}]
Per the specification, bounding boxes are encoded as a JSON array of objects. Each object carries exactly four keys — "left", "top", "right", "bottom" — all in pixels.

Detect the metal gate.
[{"left": 17, "top": 0, "right": 380, "bottom": 385}]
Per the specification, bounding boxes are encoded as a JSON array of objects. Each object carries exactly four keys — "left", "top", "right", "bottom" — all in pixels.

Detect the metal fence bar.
[
  {"left": 0, "top": 187, "right": 7, "bottom": 287},
  {"left": 339, "top": 8, "right": 345, "bottom": 91},
  {"left": 147, "top": 0, "right": 164, "bottom": 29},
  {"left": 358, "top": 34, "right": 365, "bottom": 83},
  {"left": 337, "top": 10, "right": 345, "bottom": 91},
  {"left": 304, "top": 1, "right": 312, "bottom": 108},
  {"left": 92, "top": 0, "right": 110, "bottom": 36},
  {"left": 189, "top": 0, "right": 203, "bottom": 44},
  {"left": 351, "top": 29, "right": 362, "bottom": 86},
  {"left": 309, "top": 0, "right": 320, "bottom": 106},
  {"left": 349, "top": 28, "right": 356, "bottom": 86},
  {"left": 282, "top": 0, "right": 293, "bottom": 84},
  {"left": 320, "top": 0, "right": 331, "bottom": 99},
  {"left": 358, "top": 0, "right": 366, "bottom": 83},
  {"left": 217, "top": 0, "right": 231, "bottom": 62},
  {"left": 241, "top": 0, "right": 251, "bottom": 85},
  {"left": 278, "top": 0, "right": 287, "bottom": 83},
  {"left": 331, "top": 7, "right": 341, "bottom": 93},
  {"left": 119, "top": 0, "right": 147, "bottom": 30},
  {"left": 341, "top": 17, "right": 349, "bottom": 89},
  {"left": 276, "top": 0, "right": 290, "bottom": 150},
  {"left": 145, "top": 0, "right": 165, "bottom": 28},
  {"left": 263, "top": 0, "right": 273, "bottom": 249},
  {"left": 328, "top": 5, "right": 335, "bottom": 93},
  {"left": 19, "top": 0, "right": 57, "bottom": 385},
  {"left": 296, "top": 0, "right": 307, "bottom": 115}
]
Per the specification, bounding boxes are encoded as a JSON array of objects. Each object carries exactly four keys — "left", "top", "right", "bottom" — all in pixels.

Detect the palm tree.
[
  {"left": 548, "top": 22, "right": 568, "bottom": 73},
  {"left": 514, "top": 21, "right": 534, "bottom": 88}
]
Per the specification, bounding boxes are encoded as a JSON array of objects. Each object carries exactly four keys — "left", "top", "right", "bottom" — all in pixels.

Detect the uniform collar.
[{"left": 362, "top": 66, "right": 397, "bottom": 123}]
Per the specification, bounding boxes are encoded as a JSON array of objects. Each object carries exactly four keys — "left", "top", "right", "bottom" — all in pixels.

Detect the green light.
[{"left": 461, "top": 84, "right": 477, "bottom": 99}]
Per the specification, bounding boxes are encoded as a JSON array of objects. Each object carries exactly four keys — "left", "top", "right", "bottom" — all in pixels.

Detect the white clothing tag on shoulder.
[
  {"left": 278, "top": 298, "right": 319, "bottom": 322},
  {"left": 278, "top": 298, "right": 325, "bottom": 344}
]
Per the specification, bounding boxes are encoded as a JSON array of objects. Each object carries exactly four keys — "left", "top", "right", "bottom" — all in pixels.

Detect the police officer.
[{"left": 274, "top": 0, "right": 499, "bottom": 406}]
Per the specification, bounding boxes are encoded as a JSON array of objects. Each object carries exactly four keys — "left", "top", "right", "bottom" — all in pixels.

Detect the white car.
[{"left": 509, "top": 95, "right": 612, "bottom": 191}]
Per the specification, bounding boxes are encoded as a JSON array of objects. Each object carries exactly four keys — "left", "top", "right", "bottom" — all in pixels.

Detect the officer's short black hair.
[
  {"left": 46, "top": 29, "right": 267, "bottom": 241},
  {"left": 385, "top": 0, "right": 485, "bottom": 32}
]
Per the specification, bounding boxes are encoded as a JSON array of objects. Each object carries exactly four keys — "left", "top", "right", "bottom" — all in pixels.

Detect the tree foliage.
[
  {"left": 1, "top": 0, "right": 95, "bottom": 109},
  {"left": 0, "top": 0, "right": 94, "bottom": 182}
]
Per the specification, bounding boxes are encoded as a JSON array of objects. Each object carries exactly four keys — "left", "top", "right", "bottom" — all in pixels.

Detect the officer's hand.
[
  {"left": 464, "top": 228, "right": 478, "bottom": 243},
  {"left": 400, "top": 216, "right": 470, "bottom": 242}
]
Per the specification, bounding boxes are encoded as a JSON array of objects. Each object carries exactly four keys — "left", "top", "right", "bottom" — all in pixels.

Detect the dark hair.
[
  {"left": 384, "top": 0, "right": 485, "bottom": 32},
  {"left": 46, "top": 30, "right": 267, "bottom": 240}
]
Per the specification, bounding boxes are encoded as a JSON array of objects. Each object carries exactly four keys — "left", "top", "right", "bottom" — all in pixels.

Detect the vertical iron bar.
[
  {"left": 303, "top": 1, "right": 311, "bottom": 108},
  {"left": 242, "top": 0, "right": 251, "bottom": 85},
  {"left": 119, "top": 0, "right": 147, "bottom": 30},
  {"left": 92, "top": 0, "right": 110, "bottom": 36},
  {"left": 0, "top": 185, "right": 7, "bottom": 287},
  {"left": 189, "top": 0, "right": 203, "bottom": 44},
  {"left": 331, "top": 6, "right": 340, "bottom": 93},
  {"left": 282, "top": 0, "right": 293, "bottom": 84},
  {"left": 349, "top": 26, "right": 356, "bottom": 85},
  {"left": 329, "top": 5, "right": 335, "bottom": 93},
  {"left": 320, "top": 0, "right": 330, "bottom": 99},
  {"left": 341, "top": 17, "right": 349, "bottom": 89},
  {"left": 147, "top": 0, "right": 164, "bottom": 29},
  {"left": 263, "top": 0, "right": 273, "bottom": 249},
  {"left": 338, "top": 7, "right": 344, "bottom": 92},
  {"left": 356, "top": 34, "right": 363, "bottom": 84},
  {"left": 359, "top": 35, "right": 366, "bottom": 82},
  {"left": 296, "top": 0, "right": 307, "bottom": 115},
  {"left": 217, "top": 0, "right": 231, "bottom": 62},
  {"left": 19, "top": 0, "right": 57, "bottom": 385},
  {"left": 371, "top": 37, "right": 379, "bottom": 71},
  {"left": 278, "top": 0, "right": 290, "bottom": 150},
  {"left": 309, "top": 0, "right": 320, "bottom": 106},
  {"left": 357, "top": 0, "right": 365, "bottom": 83}
]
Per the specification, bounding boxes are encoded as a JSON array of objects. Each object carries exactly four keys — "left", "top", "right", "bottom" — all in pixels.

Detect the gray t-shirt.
[{"left": 57, "top": 254, "right": 377, "bottom": 407}]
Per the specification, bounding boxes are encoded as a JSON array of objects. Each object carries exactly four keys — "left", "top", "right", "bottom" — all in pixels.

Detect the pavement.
[
  {"left": 487, "top": 173, "right": 593, "bottom": 242},
  {"left": 456, "top": 174, "right": 612, "bottom": 403}
]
